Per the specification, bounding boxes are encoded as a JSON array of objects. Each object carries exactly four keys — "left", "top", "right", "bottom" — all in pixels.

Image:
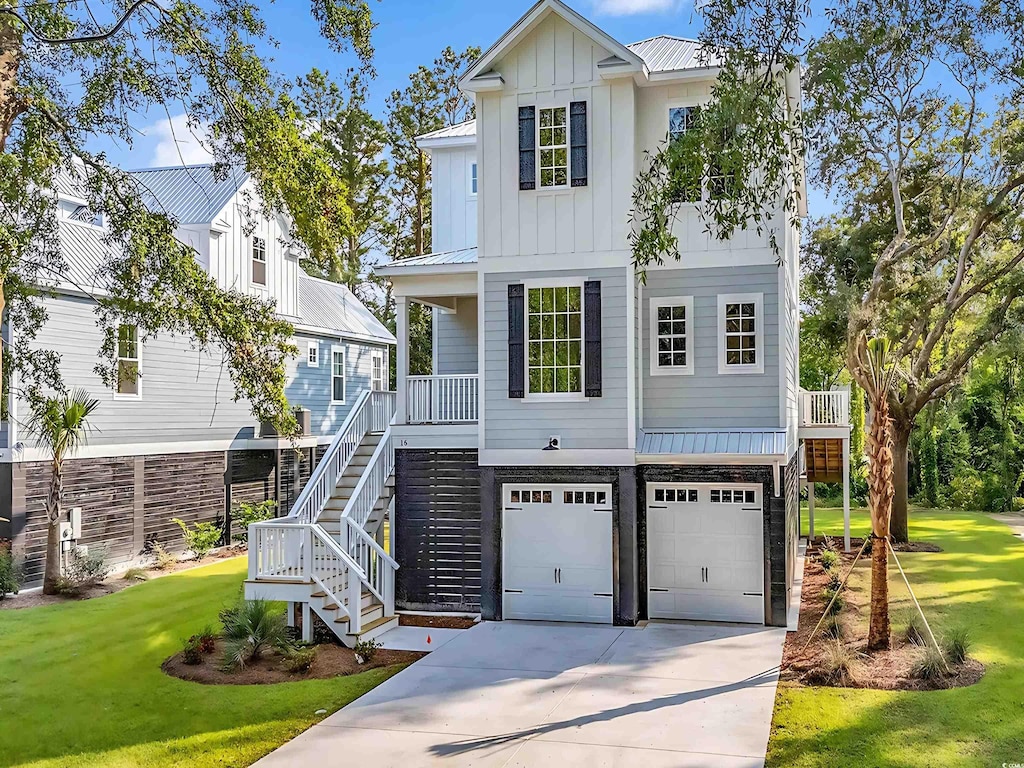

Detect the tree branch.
[{"left": 0, "top": 0, "right": 164, "bottom": 45}]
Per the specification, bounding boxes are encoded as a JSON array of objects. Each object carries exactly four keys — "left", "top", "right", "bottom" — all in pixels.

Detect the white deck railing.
[
  {"left": 288, "top": 390, "right": 395, "bottom": 524},
  {"left": 407, "top": 374, "right": 479, "bottom": 423},
  {"left": 799, "top": 389, "right": 850, "bottom": 426}
]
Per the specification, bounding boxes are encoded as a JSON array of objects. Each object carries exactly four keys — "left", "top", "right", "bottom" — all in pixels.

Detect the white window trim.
[
  {"left": 330, "top": 345, "right": 347, "bottom": 405},
  {"left": 468, "top": 159, "right": 478, "bottom": 198},
  {"left": 522, "top": 277, "right": 588, "bottom": 403},
  {"left": 666, "top": 102, "right": 710, "bottom": 206},
  {"left": 114, "top": 325, "right": 142, "bottom": 400},
  {"left": 371, "top": 349, "right": 385, "bottom": 391},
  {"left": 306, "top": 340, "right": 319, "bottom": 368},
  {"left": 251, "top": 234, "right": 268, "bottom": 289},
  {"left": 537, "top": 105, "right": 570, "bottom": 191},
  {"left": 717, "top": 292, "right": 764, "bottom": 375},
  {"left": 649, "top": 295, "right": 694, "bottom": 377}
]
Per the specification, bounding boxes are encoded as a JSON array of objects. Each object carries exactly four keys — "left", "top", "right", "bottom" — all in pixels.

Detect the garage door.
[
  {"left": 503, "top": 484, "right": 613, "bottom": 624},
  {"left": 647, "top": 483, "right": 765, "bottom": 624}
]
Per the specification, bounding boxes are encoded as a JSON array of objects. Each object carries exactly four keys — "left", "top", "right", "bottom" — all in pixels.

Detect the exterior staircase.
[{"left": 245, "top": 391, "right": 399, "bottom": 647}]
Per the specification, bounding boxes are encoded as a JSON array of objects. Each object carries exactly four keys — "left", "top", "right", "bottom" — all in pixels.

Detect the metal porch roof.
[{"left": 637, "top": 429, "right": 787, "bottom": 456}]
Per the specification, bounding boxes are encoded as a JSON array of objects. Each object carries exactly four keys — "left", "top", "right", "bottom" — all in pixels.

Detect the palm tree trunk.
[
  {"left": 41, "top": 458, "right": 63, "bottom": 595},
  {"left": 867, "top": 392, "right": 893, "bottom": 651}
]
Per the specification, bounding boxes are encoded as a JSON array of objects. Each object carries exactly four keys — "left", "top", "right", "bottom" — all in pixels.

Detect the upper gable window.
[
  {"left": 538, "top": 107, "right": 568, "bottom": 188},
  {"left": 251, "top": 236, "right": 267, "bottom": 286},
  {"left": 718, "top": 293, "right": 764, "bottom": 375}
]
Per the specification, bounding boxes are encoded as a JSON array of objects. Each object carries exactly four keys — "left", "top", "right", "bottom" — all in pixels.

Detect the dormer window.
[{"left": 251, "top": 236, "right": 267, "bottom": 286}]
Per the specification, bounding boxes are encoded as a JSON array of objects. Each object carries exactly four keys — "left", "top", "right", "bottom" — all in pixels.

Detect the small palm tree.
[
  {"left": 863, "top": 338, "right": 901, "bottom": 651},
  {"left": 24, "top": 389, "right": 100, "bottom": 595}
]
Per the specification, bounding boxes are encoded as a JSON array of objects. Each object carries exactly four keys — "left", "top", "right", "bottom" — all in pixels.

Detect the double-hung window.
[
  {"left": 116, "top": 325, "right": 141, "bottom": 397},
  {"left": 251, "top": 236, "right": 267, "bottom": 286},
  {"left": 331, "top": 346, "right": 346, "bottom": 404},
  {"left": 306, "top": 341, "right": 319, "bottom": 367},
  {"left": 667, "top": 105, "right": 702, "bottom": 203},
  {"left": 538, "top": 107, "right": 568, "bottom": 188},
  {"left": 650, "top": 296, "right": 694, "bottom": 376},
  {"left": 371, "top": 351, "right": 385, "bottom": 391},
  {"left": 718, "top": 293, "right": 764, "bottom": 374},
  {"left": 527, "top": 283, "right": 583, "bottom": 397}
]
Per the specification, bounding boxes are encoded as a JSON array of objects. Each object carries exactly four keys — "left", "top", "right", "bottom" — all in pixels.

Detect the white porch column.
[
  {"left": 395, "top": 296, "right": 408, "bottom": 425},
  {"left": 843, "top": 435, "right": 851, "bottom": 553},
  {"left": 807, "top": 482, "right": 815, "bottom": 543}
]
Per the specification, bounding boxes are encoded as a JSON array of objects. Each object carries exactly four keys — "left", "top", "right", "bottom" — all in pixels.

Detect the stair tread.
[{"left": 350, "top": 614, "right": 396, "bottom": 635}]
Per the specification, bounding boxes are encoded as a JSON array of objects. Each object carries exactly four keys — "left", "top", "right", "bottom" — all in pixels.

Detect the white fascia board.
[
  {"left": 642, "top": 66, "right": 722, "bottom": 86},
  {"left": 417, "top": 135, "right": 478, "bottom": 151},
  {"left": 291, "top": 323, "right": 396, "bottom": 347}
]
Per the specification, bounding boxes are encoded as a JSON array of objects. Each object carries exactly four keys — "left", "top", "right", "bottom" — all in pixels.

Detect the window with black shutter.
[
  {"left": 508, "top": 284, "right": 525, "bottom": 398},
  {"left": 584, "top": 281, "right": 602, "bottom": 397},
  {"left": 518, "top": 107, "right": 536, "bottom": 190},
  {"left": 570, "top": 101, "right": 588, "bottom": 187}
]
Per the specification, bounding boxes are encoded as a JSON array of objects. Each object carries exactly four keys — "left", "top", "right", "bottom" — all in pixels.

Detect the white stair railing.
[
  {"left": 345, "top": 518, "right": 397, "bottom": 617},
  {"left": 341, "top": 424, "right": 395, "bottom": 531},
  {"left": 799, "top": 389, "right": 850, "bottom": 426},
  {"left": 407, "top": 374, "right": 479, "bottom": 423}
]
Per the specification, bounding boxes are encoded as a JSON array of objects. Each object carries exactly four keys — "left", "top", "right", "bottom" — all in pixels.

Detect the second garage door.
[
  {"left": 647, "top": 483, "right": 765, "bottom": 624},
  {"left": 503, "top": 484, "right": 613, "bottom": 624}
]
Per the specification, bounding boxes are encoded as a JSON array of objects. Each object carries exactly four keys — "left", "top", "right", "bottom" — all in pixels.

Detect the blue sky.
[{"left": 107, "top": 0, "right": 833, "bottom": 215}]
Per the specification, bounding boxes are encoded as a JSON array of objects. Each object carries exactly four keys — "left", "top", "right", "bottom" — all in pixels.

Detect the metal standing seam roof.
[
  {"left": 637, "top": 429, "right": 787, "bottom": 456},
  {"left": 127, "top": 164, "right": 249, "bottom": 225},
  {"left": 297, "top": 274, "right": 395, "bottom": 345},
  {"left": 374, "top": 247, "right": 479, "bottom": 273},
  {"left": 50, "top": 219, "right": 108, "bottom": 292},
  {"left": 418, "top": 119, "right": 478, "bottom": 142},
  {"left": 626, "top": 36, "right": 719, "bottom": 74}
]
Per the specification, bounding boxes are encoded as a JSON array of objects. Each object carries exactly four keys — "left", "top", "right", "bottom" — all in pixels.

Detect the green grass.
[
  {"left": 768, "top": 506, "right": 1024, "bottom": 767},
  {"left": 0, "top": 557, "right": 405, "bottom": 768}
]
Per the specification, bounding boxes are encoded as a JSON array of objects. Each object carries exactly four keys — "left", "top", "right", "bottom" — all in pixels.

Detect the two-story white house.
[
  {"left": 373, "top": 0, "right": 852, "bottom": 629},
  {"left": 0, "top": 164, "right": 395, "bottom": 587},
  {"left": 239, "top": 0, "right": 852, "bottom": 645}
]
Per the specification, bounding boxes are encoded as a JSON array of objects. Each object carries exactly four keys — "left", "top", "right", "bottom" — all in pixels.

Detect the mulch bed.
[
  {"left": 0, "top": 546, "right": 246, "bottom": 611},
  {"left": 162, "top": 639, "right": 426, "bottom": 685},
  {"left": 399, "top": 613, "right": 477, "bottom": 630},
  {"left": 808, "top": 535, "right": 943, "bottom": 554},
  {"left": 781, "top": 541, "right": 984, "bottom": 691}
]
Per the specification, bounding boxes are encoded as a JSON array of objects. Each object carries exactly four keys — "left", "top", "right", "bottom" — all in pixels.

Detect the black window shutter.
[
  {"left": 584, "top": 280, "right": 602, "bottom": 397},
  {"left": 518, "top": 106, "right": 536, "bottom": 191},
  {"left": 508, "top": 284, "right": 525, "bottom": 398},
  {"left": 570, "top": 101, "right": 588, "bottom": 188}
]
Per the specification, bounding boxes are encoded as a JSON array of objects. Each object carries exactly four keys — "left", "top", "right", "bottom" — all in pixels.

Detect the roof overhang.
[
  {"left": 460, "top": 0, "right": 647, "bottom": 93},
  {"left": 374, "top": 261, "right": 478, "bottom": 277},
  {"left": 417, "top": 134, "right": 477, "bottom": 151},
  {"left": 293, "top": 322, "right": 396, "bottom": 346}
]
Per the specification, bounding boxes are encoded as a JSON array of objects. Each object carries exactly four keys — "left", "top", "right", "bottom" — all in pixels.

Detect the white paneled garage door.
[
  {"left": 503, "top": 484, "right": 613, "bottom": 624},
  {"left": 647, "top": 483, "right": 765, "bottom": 624}
]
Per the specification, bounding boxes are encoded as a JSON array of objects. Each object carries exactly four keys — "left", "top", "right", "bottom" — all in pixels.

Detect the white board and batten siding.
[
  {"left": 431, "top": 146, "right": 478, "bottom": 254},
  {"left": 477, "top": 12, "right": 636, "bottom": 260},
  {"left": 483, "top": 267, "right": 630, "bottom": 451}
]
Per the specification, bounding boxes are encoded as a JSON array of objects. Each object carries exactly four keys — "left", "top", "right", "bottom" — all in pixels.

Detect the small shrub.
[
  {"left": 911, "top": 645, "right": 947, "bottom": 680},
  {"left": 190, "top": 624, "right": 218, "bottom": 655},
  {"left": 182, "top": 636, "right": 205, "bottom": 665},
  {"left": 284, "top": 647, "right": 317, "bottom": 674},
  {"left": 821, "top": 640, "right": 857, "bottom": 685},
  {"left": 943, "top": 627, "right": 972, "bottom": 665},
  {"left": 903, "top": 612, "right": 925, "bottom": 646},
  {"left": 122, "top": 567, "right": 149, "bottom": 582},
  {"left": 353, "top": 637, "right": 382, "bottom": 664},
  {"left": 1012, "top": 496, "right": 1024, "bottom": 513},
  {"left": 0, "top": 541, "right": 20, "bottom": 599},
  {"left": 149, "top": 541, "right": 178, "bottom": 570},
  {"left": 821, "top": 535, "right": 837, "bottom": 553},
  {"left": 819, "top": 549, "right": 839, "bottom": 572},
  {"left": 171, "top": 518, "right": 222, "bottom": 561},
  {"left": 821, "top": 586, "right": 845, "bottom": 616},
  {"left": 219, "top": 599, "right": 291, "bottom": 672},
  {"left": 825, "top": 572, "right": 842, "bottom": 592},
  {"left": 233, "top": 500, "right": 277, "bottom": 543},
  {"left": 823, "top": 614, "right": 844, "bottom": 640},
  {"left": 55, "top": 547, "right": 110, "bottom": 596}
]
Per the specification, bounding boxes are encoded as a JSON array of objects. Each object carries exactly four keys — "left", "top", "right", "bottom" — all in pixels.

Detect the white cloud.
[
  {"left": 144, "top": 113, "right": 213, "bottom": 167},
  {"left": 593, "top": 0, "right": 680, "bottom": 15}
]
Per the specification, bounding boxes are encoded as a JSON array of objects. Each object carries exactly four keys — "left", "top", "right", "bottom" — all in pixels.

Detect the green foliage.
[
  {"left": 921, "top": 429, "right": 940, "bottom": 507},
  {"left": 910, "top": 645, "right": 948, "bottom": 681},
  {"left": 219, "top": 599, "right": 292, "bottom": 672},
  {"left": 943, "top": 627, "right": 972, "bottom": 665},
  {"left": 819, "top": 640, "right": 858, "bottom": 686},
  {"left": 232, "top": 500, "right": 277, "bottom": 543},
  {"left": 284, "top": 646, "right": 318, "bottom": 674},
  {"left": 819, "top": 549, "right": 839, "bottom": 572},
  {"left": 149, "top": 541, "right": 178, "bottom": 571},
  {"left": 823, "top": 615, "right": 844, "bottom": 640},
  {"left": 903, "top": 612, "right": 925, "bottom": 646},
  {"left": 0, "top": 541, "right": 20, "bottom": 598},
  {"left": 821, "top": 586, "right": 845, "bottom": 616},
  {"left": 353, "top": 637, "right": 382, "bottom": 663},
  {"left": 172, "top": 519, "right": 222, "bottom": 561},
  {"left": 55, "top": 546, "right": 109, "bottom": 596}
]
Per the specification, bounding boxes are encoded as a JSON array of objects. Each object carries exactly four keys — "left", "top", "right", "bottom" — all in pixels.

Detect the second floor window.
[
  {"left": 651, "top": 297, "right": 693, "bottom": 375},
  {"left": 668, "top": 106, "right": 702, "bottom": 203},
  {"left": 527, "top": 285, "right": 582, "bottom": 396},
  {"left": 470, "top": 162, "right": 478, "bottom": 195},
  {"left": 252, "top": 236, "right": 267, "bottom": 286},
  {"left": 719, "top": 293, "right": 763, "bottom": 374},
  {"left": 331, "top": 347, "right": 346, "bottom": 404},
  {"left": 116, "top": 325, "right": 140, "bottom": 397},
  {"left": 538, "top": 107, "right": 568, "bottom": 188}
]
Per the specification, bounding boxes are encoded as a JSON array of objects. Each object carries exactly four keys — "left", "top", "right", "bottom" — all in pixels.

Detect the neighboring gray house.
[
  {"left": 243, "top": 0, "right": 852, "bottom": 645},
  {"left": 0, "top": 164, "right": 394, "bottom": 586}
]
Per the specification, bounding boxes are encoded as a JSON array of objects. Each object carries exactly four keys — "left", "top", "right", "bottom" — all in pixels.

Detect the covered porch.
[{"left": 798, "top": 388, "right": 853, "bottom": 552}]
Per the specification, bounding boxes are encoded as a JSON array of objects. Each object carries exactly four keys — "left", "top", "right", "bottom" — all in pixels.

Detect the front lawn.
[
  {"left": 0, "top": 557, "right": 405, "bottom": 768},
  {"left": 769, "top": 506, "right": 1024, "bottom": 767}
]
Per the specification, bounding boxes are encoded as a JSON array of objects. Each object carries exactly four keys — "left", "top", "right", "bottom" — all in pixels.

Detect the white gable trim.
[{"left": 460, "top": 0, "right": 646, "bottom": 91}]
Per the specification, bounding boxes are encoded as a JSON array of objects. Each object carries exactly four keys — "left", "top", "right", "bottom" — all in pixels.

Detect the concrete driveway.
[{"left": 255, "top": 621, "right": 787, "bottom": 767}]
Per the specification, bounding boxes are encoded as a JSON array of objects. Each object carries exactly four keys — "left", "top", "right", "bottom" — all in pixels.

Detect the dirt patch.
[
  {"left": 782, "top": 542, "right": 983, "bottom": 691},
  {"left": 399, "top": 613, "right": 477, "bottom": 630},
  {"left": 162, "top": 639, "right": 426, "bottom": 685},
  {"left": 808, "top": 535, "right": 942, "bottom": 554},
  {"left": 0, "top": 547, "right": 246, "bottom": 611}
]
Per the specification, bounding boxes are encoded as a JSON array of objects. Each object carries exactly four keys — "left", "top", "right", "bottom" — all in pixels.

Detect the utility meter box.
[{"left": 69, "top": 507, "right": 82, "bottom": 539}]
